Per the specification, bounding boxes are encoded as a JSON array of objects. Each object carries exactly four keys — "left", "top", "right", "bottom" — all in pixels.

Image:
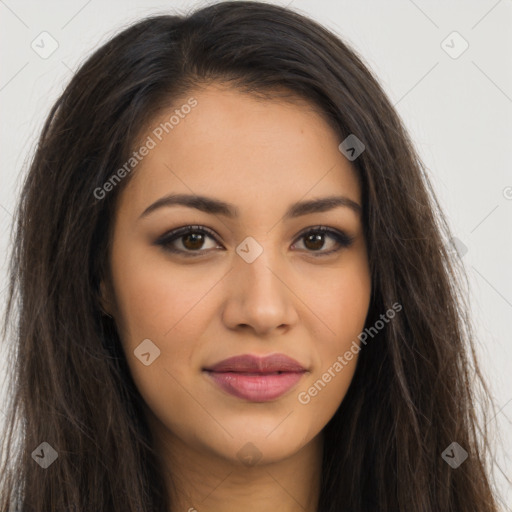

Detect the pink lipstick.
[{"left": 203, "top": 353, "right": 307, "bottom": 402}]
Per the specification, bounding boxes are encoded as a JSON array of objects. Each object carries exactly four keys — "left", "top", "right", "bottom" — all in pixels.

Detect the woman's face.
[{"left": 103, "top": 83, "right": 371, "bottom": 466}]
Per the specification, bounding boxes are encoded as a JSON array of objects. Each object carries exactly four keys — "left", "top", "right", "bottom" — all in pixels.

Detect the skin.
[{"left": 101, "top": 83, "right": 371, "bottom": 512}]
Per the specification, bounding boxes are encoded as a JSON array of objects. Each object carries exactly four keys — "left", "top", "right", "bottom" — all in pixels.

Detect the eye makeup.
[{"left": 154, "top": 224, "right": 355, "bottom": 258}]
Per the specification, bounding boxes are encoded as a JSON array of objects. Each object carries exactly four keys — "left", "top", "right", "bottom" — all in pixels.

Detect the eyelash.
[{"left": 155, "top": 225, "right": 355, "bottom": 258}]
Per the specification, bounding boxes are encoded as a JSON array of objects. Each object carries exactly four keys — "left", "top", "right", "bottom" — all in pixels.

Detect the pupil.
[
  {"left": 305, "top": 233, "right": 324, "bottom": 250},
  {"left": 184, "top": 233, "right": 204, "bottom": 250}
]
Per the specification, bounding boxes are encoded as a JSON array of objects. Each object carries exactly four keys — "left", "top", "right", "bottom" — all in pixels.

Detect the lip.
[
  {"left": 203, "top": 353, "right": 308, "bottom": 402},
  {"left": 204, "top": 353, "right": 306, "bottom": 373}
]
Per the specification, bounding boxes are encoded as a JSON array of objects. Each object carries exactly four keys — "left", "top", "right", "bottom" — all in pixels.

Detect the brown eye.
[
  {"left": 303, "top": 232, "right": 326, "bottom": 251},
  {"left": 292, "top": 227, "right": 354, "bottom": 255},
  {"left": 181, "top": 232, "right": 208, "bottom": 251},
  {"left": 155, "top": 225, "right": 354, "bottom": 258},
  {"left": 156, "top": 225, "right": 221, "bottom": 256}
]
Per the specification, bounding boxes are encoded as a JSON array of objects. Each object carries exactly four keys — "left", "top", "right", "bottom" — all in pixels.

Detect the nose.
[{"left": 221, "top": 243, "right": 299, "bottom": 337}]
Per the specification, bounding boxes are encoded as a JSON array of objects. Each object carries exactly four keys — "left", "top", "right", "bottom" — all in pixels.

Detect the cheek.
[
  {"left": 109, "top": 257, "right": 206, "bottom": 427},
  {"left": 108, "top": 247, "right": 208, "bottom": 398},
  {"left": 110, "top": 243, "right": 209, "bottom": 345},
  {"left": 297, "top": 255, "right": 370, "bottom": 413},
  {"left": 306, "top": 253, "right": 371, "bottom": 344},
  {"left": 332, "top": 270, "right": 371, "bottom": 336}
]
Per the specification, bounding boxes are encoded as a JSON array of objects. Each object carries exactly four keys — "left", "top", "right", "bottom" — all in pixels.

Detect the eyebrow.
[{"left": 138, "top": 193, "right": 362, "bottom": 221}]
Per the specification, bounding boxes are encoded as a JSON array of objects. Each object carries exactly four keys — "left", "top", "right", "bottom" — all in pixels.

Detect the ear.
[{"left": 99, "top": 279, "right": 114, "bottom": 318}]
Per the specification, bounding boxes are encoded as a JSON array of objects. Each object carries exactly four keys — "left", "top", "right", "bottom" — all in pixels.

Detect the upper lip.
[{"left": 204, "top": 353, "right": 306, "bottom": 373}]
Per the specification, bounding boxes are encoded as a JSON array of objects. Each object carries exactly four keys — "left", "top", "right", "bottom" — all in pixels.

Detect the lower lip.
[{"left": 205, "top": 371, "right": 305, "bottom": 402}]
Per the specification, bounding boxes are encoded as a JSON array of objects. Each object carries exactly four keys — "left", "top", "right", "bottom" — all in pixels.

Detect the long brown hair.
[{"left": 0, "top": 1, "right": 500, "bottom": 510}]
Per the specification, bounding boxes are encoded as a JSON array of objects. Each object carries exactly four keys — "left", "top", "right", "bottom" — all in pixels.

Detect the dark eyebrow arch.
[{"left": 138, "top": 193, "right": 361, "bottom": 220}]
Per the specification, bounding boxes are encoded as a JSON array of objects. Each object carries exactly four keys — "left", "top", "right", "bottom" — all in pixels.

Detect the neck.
[{"left": 149, "top": 415, "right": 324, "bottom": 512}]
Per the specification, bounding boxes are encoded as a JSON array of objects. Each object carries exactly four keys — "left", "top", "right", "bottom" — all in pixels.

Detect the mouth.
[{"left": 203, "top": 353, "right": 308, "bottom": 402}]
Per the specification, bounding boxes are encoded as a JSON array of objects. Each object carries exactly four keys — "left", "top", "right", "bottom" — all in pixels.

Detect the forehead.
[{"left": 118, "top": 84, "right": 361, "bottom": 219}]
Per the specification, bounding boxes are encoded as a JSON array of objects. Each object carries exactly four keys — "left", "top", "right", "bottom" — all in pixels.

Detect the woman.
[{"left": 0, "top": 1, "right": 500, "bottom": 510}]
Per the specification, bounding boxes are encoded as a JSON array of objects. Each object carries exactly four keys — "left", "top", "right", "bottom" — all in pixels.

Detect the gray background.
[{"left": 0, "top": 0, "right": 511, "bottom": 508}]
